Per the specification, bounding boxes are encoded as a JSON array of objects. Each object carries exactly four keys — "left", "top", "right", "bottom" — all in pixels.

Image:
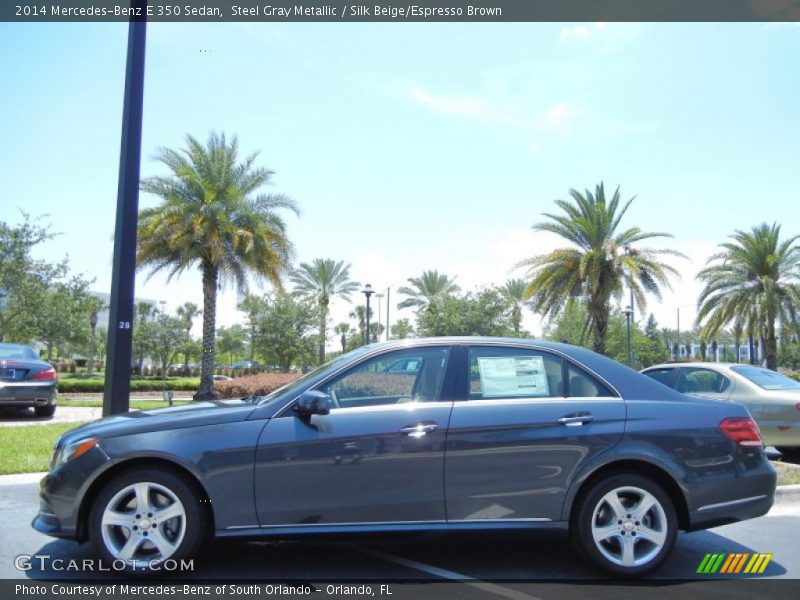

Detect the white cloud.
[
  {"left": 538, "top": 102, "right": 582, "bottom": 134},
  {"left": 560, "top": 25, "right": 592, "bottom": 39},
  {"left": 408, "top": 87, "right": 518, "bottom": 125}
]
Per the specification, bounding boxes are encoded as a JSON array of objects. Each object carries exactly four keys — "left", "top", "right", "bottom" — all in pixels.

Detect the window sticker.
[{"left": 476, "top": 355, "right": 549, "bottom": 398}]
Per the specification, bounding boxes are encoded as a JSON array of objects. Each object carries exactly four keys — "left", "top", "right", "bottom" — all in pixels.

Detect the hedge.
[
  {"left": 215, "top": 373, "right": 299, "bottom": 398},
  {"left": 58, "top": 377, "right": 200, "bottom": 393}
]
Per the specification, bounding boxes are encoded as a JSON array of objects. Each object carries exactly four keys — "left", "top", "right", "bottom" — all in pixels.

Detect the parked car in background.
[
  {"left": 35, "top": 338, "right": 775, "bottom": 577},
  {"left": 0, "top": 342, "right": 58, "bottom": 417},
  {"left": 212, "top": 374, "right": 232, "bottom": 381},
  {"left": 231, "top": 360, "right": 260, "bottom": 369},
  {"left": 641, "top": 362, "right": 800, "bottom": 448}
]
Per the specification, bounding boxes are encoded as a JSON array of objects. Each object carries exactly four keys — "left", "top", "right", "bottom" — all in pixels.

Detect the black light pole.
[
  {"left": 385, "top": 287, "right": 390, "bottom": 340},
  {"left": 375, "top": 292, "right": 384, "bottom": 341},
  {"left": 624, "top": 305, "right": 633, "bottom": 367},
  {"left": 103, "top": 2, "right": 147, "bottom": 417},
  {"left": 362, "top": 284, "right": 374, "bottom": 345}
]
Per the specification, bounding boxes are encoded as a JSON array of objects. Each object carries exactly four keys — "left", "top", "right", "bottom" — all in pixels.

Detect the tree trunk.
[
  {"left": 194, "top": 262, "right": 219, "bottom": 401},
  {"left": 588, "top": 296, "right": 608, "bottom": 355},
  {"left": 318, "top": 297, "right": 328, "bottom": 365},
  {"left": 764, "top": 324, "right": 777, "bottom": 371},
  {"left": 88, "top": 324, "right": 97, "bottom": 374}
]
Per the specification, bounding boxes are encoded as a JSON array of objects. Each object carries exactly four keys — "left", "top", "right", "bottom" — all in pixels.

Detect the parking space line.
[{"left": 351, "top": 545, "right": 542, "bottom": 600}]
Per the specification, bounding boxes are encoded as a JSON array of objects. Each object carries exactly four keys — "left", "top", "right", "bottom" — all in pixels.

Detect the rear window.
[
  {"left": 643, "top": 368, "right": 674, "bottom": 387},
  {"left": 731, "top": 366, "right": 800, "bottom": 391},
  {"left": 0, "top": 344, "right": 37, "bottom": 360}
]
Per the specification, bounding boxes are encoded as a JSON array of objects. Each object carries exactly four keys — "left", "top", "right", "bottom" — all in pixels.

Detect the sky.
[{"left": 1, "top": 21, "right": 799, "bottom": 345}]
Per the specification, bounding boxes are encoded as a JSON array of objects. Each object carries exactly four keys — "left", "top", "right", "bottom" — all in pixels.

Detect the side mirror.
[{"left": 294, "top": 390, "right": 331, "bottom": 417}]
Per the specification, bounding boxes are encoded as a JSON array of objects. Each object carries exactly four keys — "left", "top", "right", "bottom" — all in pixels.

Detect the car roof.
[{"left": 644, "top": 362, "right": 752, "bottom": 371}]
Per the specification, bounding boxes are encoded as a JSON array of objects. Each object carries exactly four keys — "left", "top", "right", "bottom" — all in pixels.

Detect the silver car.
[{"left": 642, "top": 362, "right": 800, "bottom": 448}]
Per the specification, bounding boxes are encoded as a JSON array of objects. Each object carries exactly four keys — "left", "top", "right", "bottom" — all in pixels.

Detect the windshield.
[
  {"left": 731, "top": 366, "right": 800, "bottom": 391},
  {"left": 0, "top": 344, "right": 38, "bottom": 360},
  {"left": 257, "top": 346, "right": 374, "bottom": 405}
]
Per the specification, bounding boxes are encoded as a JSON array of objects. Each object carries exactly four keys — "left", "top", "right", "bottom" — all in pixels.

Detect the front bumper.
[
  {"left": 0, "top": 381, "right": 56, "bottom": 407},
  {"left": 32, "top": 445, "right": 111, "bottom": 541}
]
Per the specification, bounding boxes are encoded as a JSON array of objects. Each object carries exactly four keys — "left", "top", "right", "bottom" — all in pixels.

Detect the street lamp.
[
  {"left": 362, "top": 284, "right": 374, "bottom": 345},
  {"left": 623, "top": 304, "right": 634, "bottom": 367},
  {"left": 375, "top": 293, "right": 384, "bottom": 341}
]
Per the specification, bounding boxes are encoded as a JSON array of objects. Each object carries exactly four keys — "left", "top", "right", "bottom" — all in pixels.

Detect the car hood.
[{"left": 59, "top": 399, "right": 260, "bottom": 444}]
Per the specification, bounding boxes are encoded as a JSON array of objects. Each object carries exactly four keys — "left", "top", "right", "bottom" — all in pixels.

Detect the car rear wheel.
[
  {"left": 571, "top": 473, "right": 677, "bottom": 577},
  {"left": 34, "top": 405, "right": 55, "bottom": 417},
  {"left": 89, "top": 467, "right": 205, "bottom": 572}
]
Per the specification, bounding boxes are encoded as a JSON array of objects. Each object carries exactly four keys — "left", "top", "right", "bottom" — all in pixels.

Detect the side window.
[
  {"left": 319, "top": 347, "right": 449, "bottom": 408},
  {"left": 643, "top": 368, "right": 674, "bottom": 388},
  {"left": 468, "top": 346, "right": 563, "bottom": 399},
  {"left": 566, "top": 363, "right": 614, "bottom": 397},
  {"left": 676, "top": 368, "right": 730, "bottom": 394}
]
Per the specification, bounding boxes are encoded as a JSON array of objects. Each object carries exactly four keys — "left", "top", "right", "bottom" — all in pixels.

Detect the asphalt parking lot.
[{"left": 2, "top": 474, "right": 799, "bottom": 592}]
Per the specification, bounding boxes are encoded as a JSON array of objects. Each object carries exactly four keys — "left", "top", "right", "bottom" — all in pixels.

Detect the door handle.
[
  {"left": 557, "top": 414, "right": 594, "bottom": 427},
  {"left": 400, "top": 422, "right": 439, "bottom": 437}
]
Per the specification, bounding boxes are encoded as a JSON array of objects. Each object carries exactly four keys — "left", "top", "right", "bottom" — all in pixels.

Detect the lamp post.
[
  {"left": 624, "top": 245, "right": 636, "bottom": 366},
  {"left": 88, "top": 309, "right": 99, "bottom": 375},
  {"left": 623, "top": 305, "right": 633, "bottom": 367},
  {"left": 362, "top": 284, "right": 374, "bottom": 345},
  {"left": 375, "top": 293, "right": 384, "bottom": 341}
]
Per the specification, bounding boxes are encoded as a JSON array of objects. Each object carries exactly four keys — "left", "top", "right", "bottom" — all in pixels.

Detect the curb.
[{"left": 775, "top": 483, "right": 800, "bottom": 504}]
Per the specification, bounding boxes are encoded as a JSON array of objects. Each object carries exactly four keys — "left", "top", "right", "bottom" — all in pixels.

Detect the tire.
[
  {"left": 35, "top": 405, "right": 56, "bottom": 417},
  {"left": 571, "top": 473, "right": 678, "bottom": 578},
  {"left": 89, "top": 467, "right": 205, "bottom": 574}
]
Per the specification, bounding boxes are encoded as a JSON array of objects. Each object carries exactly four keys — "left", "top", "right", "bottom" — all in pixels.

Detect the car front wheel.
[
  {"left": 89, "top": 467, "right": 205, "bottom": 572},
  {"left": 572, "top": 473, "right": 677, "bottom": 577}
]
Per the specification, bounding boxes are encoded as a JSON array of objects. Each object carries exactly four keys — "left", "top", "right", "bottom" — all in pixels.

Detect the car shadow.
[
  {"left": 0, "top": 407, "right": 52, "bottom": 423},
  {"left": 19, "top": 526, "right": 786, "bottom": 581}
]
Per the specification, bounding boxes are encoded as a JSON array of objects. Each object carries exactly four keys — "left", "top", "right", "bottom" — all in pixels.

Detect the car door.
[
  {"left": 254, "top": 345, "right": 454, "bottom": 526},
  {"left": 444, "top": 344, "right": 625, "bottom": 523}
]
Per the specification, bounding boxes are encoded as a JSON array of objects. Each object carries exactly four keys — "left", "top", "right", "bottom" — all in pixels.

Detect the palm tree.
[
  {"left": 518, "top": 183, "right": 683, "bottom": 355},
  {"left": 397, "top": 270, "right": 460, "bottom": 312},
  {"left": 696, "top": 223, "right": 800, "bottom": 371},
  {"left": 85, "top": 296, "right": 107, "bottom": 375},
  {"left": 333, "top": 322, "right": 350, "bottom": 353},
  {"left": 349, "top": 305, "right": 373, "bottom": 345},
  {"left": 290, "top": 258, "right": 360, "bottom": 364},
  {"left": 176, "top": 302, "right": 201, "bottom": 373},
  {"left": 499, "top": 278, "right": 530, "bottom": 336},
  {"left": 137, "top": 132, "right": 299, "bottom": 400}
]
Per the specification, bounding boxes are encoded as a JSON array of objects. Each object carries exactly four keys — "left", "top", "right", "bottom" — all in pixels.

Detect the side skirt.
[{"left": 216, "top": 520, "right": 568, "bottom": 539}]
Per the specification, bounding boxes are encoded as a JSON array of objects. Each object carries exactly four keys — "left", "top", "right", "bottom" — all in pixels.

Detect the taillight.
[
  {"left": 795, "top": 403, "right": 800, "bottom": 412},
  {"left": 719, "top": 417, "right": 763, "bottom": 448},
  {"left": 32, "top": 368, "right": 57, "bottom": 382}
]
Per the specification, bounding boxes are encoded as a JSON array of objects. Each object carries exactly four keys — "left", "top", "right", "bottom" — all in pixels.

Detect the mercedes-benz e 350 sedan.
[{"left": 34, "top": 338, "right": 776, "bottom": 577}]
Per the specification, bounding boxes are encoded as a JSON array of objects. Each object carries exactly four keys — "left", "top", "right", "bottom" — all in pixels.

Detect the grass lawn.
[
  {"left": 775, "top": 461, "right": 800, "bottom": 486},
  {"left": 57, "top": 398, "right": 192, "bottom": 409},
  {"left": 0, "top": 422, "right": 88, "bottom": 475}
]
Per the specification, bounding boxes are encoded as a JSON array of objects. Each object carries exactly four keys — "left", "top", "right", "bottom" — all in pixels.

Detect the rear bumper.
[
  {"left": 0, "top": 382, "right": 56, "bottom": 407},
  {"left": 687, "top": 459, "right": 777, "bottom": 531}
]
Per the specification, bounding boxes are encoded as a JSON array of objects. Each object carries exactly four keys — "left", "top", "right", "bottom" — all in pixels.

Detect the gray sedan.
[
  {"left": 641, "top": 362, "right": 800, "bottom": 448},
  {"left": 34, "top": 338, "right": 775, "bottom": 578}
]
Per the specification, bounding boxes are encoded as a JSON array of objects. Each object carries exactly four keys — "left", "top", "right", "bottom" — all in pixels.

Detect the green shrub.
[
  {"left": 214, "top": 373, "right": 298, "bottom": 398},
  {"left": 58, "top": 377, "right": 200, "bottom": 393}
]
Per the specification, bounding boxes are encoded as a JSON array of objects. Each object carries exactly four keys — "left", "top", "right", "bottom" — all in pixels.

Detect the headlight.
[{"left": 51, "top": 438, "right": 100, "bottom": 469}]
